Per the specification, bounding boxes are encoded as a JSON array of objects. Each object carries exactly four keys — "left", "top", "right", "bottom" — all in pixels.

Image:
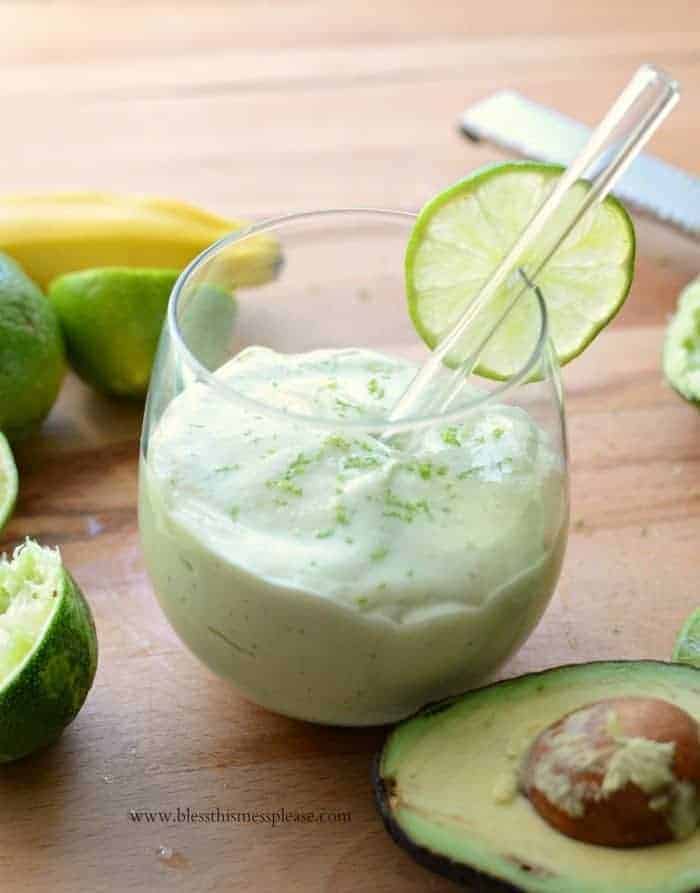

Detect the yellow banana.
[{"left": 0, "top": 193, "right": 281, "bottom": 289}]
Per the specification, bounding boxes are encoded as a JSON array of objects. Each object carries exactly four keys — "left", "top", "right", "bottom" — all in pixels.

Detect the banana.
[{"left": 0, "top": 193, "right": 281, "bottom": 289}]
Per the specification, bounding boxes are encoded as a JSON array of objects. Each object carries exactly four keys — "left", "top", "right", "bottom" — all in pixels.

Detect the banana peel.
[{"left": 0, "top": 193, "right": 282, "bottom": 289}]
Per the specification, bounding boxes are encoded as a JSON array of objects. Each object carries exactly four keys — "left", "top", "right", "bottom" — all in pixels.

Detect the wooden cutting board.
[
  {"left": 1, "top": 232, "right": 698, "bottom": 893},
  {"left": 0, "top": 3, "right": 699, "bottom": 891}
]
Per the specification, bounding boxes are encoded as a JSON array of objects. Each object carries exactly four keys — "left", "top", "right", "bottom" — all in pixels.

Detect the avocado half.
[{"left": 374, "top": 661, "right": 700, "bottom": 893}]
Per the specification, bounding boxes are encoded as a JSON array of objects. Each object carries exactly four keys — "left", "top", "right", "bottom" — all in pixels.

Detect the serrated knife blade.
[{"left": 460, "top": 90, "right": 699, "bottom": 239}]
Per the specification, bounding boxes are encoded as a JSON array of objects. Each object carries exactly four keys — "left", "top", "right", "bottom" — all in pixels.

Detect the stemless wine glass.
[{"left": 138, "top": 210, "right": 569, "bottom": 726}]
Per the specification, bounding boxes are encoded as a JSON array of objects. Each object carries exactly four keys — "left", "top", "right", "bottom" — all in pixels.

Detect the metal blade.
[{"left": 460, "top": 90, "right": 699, "bottom": 239}]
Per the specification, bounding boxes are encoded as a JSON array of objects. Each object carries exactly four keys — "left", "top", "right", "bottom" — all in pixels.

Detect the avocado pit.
[{"left": 521, "top": 697, "right": 700, "bottom": 847}]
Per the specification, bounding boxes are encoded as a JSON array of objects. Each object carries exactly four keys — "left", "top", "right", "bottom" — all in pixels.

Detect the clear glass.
[{"left": 138, "top": 210, "right": 569, "bottom": 726}]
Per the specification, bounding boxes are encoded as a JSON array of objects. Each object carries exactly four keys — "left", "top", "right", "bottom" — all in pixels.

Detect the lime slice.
[
  {"left": 663, "top": 275, "right": 700, "bottom": 405},
  {"left": 0, "top": 433, "right": 17, "bottom": 533},
  {"left": 672, "top": 608, "right": 700, "bottom": 668},
  {"left": 406, "top": 162, "right": 636, "bottom": 378},
  {"left": 0, "top": 539, "right": 98, "bottom": 761}
]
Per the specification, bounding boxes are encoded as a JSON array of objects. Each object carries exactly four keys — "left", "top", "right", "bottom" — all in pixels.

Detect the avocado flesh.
[{"left": 376, "top": 661, "right": 700, "bottom": 893}]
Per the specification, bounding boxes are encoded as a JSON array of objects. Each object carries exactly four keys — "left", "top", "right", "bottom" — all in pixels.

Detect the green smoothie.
[{"left": 139, "top": 346, "right": 567, "bottom": 725}]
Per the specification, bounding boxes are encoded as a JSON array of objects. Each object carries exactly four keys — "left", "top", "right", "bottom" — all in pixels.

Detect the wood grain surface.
[{"left": 0, "top": 3, "right": 699, "bottom": 891}]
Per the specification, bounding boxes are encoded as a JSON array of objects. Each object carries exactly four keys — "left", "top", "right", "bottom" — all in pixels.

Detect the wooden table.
[{"left": 1, "top": 3, "right": 699, "bottom": 890}]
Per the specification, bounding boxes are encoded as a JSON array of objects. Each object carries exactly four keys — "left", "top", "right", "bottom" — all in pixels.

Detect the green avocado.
[{"left": 374, "top": 661, "right": 700, "bottom": 893}]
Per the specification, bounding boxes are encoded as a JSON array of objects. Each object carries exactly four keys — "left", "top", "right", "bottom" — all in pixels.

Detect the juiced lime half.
[
  {"left": 663, "top": 275, "right": 700, "bottom": 405},
  {"left": 673, "top": 608, "right": 700, "bottom": 668},
  {"left": 0, "top": 433, "right": 18, "bottom": 533},
  {"left": 406, "top": 162, "right": 636, "bottom": 378},
  {"left": 0, "top": 539, "right": 98, "bottom": 761}
]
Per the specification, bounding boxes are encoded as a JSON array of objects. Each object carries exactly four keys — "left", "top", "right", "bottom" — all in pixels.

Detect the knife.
[{"left": 459, "top": 91, "right": 700, "bottom": 239}]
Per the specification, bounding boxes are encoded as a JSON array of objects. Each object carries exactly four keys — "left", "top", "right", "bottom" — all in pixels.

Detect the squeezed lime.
[{"left": 0, "top": 540, "right": 98, "bottom": 762}]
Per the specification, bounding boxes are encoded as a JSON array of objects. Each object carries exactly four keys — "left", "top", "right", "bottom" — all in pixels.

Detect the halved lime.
[
  {"left": 406, "top": 162, "right": 636, "bottom": 378},
  {"left": 663, "top": 275, "right": 700, "bottom": 405},
  {"left": 0, "top": 539, "right": 98, "bottom": 761},
  {"left": 672, "top": 608, "right": 700, "bottom": 668},
  {"left": 0, "top": 433, "right": 17, "bottom": 533}
]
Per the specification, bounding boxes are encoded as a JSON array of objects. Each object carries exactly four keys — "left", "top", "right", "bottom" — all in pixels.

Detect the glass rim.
[{"left": 166, "top": 207, "right": 551, "bottom": 434}]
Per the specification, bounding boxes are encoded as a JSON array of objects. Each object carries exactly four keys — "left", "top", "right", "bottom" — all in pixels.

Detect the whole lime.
[
  {"left": 48, "top": 267, "right": 180, "bottom": 399},
  {"left": 0, "top": 253, "right": 65, "bottom": 440},
  {"left": 0, "top": 539, "right": 98, "bottom": 762}
]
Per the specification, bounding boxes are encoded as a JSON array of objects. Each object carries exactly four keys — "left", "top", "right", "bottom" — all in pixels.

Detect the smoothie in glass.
[{"left": 139, "top": 343, "right": 566, "bottom": 725}]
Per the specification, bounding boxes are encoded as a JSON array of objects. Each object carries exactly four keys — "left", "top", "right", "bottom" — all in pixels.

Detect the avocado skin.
[{"left": 373, "top": 660, "right": 700, "bottom": 893}]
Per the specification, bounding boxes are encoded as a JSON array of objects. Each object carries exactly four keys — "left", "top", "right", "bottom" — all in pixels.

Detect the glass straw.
[{"left": 388, "top": 64, "right": 680, "bottom": 424}]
